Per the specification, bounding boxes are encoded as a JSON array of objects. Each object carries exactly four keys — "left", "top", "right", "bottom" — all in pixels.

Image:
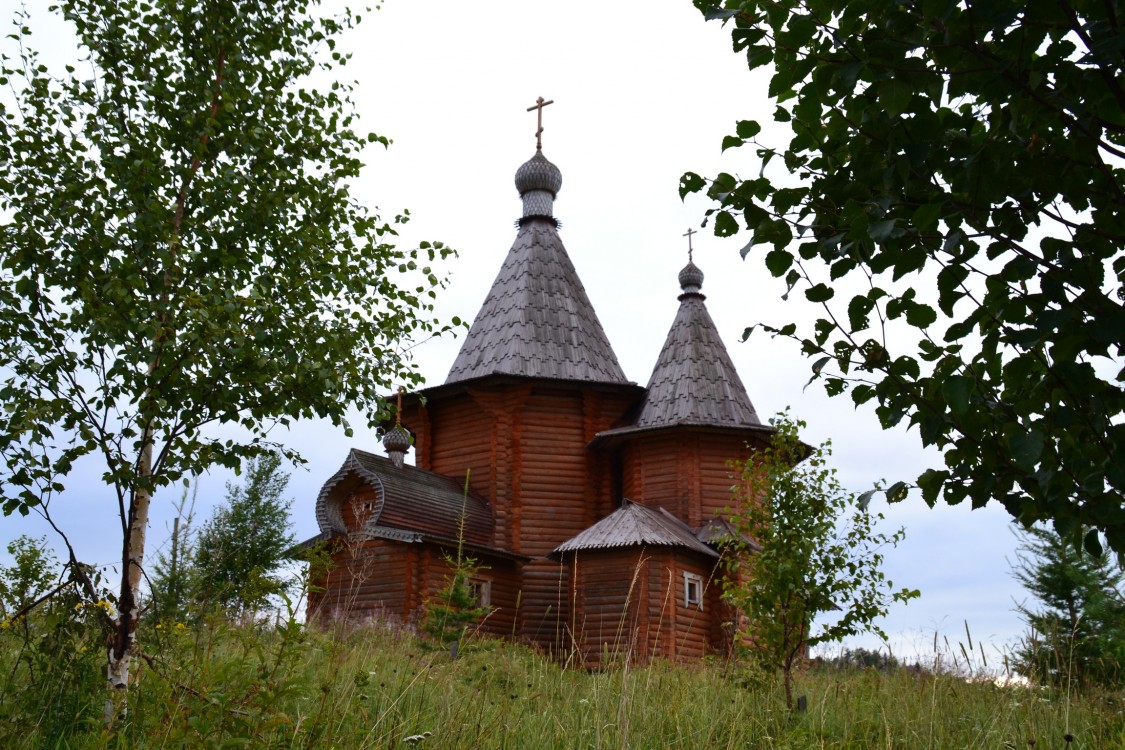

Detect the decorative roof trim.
[
  {"left": 315, "top": 450, "right": 386, "bottom": 535},
  {"left": 354, "top": 525, "right": 422, "bottom": 544}
]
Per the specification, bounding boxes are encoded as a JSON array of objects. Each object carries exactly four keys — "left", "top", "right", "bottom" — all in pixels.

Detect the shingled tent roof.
[
  {"left": 596, "top": 261, "right": 763, "bottom": 440},
  {"left": 446, "top": 151, "right": 628, "bottom": 385},
  {"left": 551, "top": 500, "right": 719, "bottom": 558},
  {"left": 312, "top": 449, "right": 496, "bottom": 550}
]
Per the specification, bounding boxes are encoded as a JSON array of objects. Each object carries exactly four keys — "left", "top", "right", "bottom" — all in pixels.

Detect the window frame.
[
  {"left": 682, "top": 571, "right": 704, "bottom": 610},
  {"left": 469, "top": 578, "right": 491, "bottom": 608}
]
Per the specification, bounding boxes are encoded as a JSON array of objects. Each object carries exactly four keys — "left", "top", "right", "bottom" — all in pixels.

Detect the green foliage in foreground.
[
  {"left": 1013, "top": 525, "right": 1125, "bottom": 688},
  {"left": 192, "top": 452, "right": 297, "bottom": 617},
  {"left": 724, "top": 413, "right": 918, "bottom": 709},
  {"left": 685, "top": 0, "right": 1125, "bottom": 555},
  {"left": 1, "top": 615, "right": 1121, "bottom": 749}
]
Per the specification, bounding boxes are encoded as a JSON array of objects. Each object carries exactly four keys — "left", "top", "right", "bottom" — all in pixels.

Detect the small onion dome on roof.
[
  {"left": 515, "top": 150, "right": 562, "bottom": 196},
  {"left": 678, "top": 260, "right": 704, "bottom": 295},
  {"left": 382, "top": 425, "right": 411, "bottom": 469}
]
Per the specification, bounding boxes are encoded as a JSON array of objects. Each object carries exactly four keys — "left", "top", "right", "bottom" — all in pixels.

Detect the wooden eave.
[
  {"left": 288, "top": 527, "right": 528, "bottom": 562},
  {"left": 587, "top": 421, "right": 776, "bottom": 451},
  {"left": 419, "top": 372, "right": 643, "bottom": 402},
  {"left": 550, "top": 500, "right": 720, "bottom": 559}
]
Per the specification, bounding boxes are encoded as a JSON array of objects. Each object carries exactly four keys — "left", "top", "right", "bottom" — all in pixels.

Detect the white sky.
[{"left": 0, "top": 0, "right": 1029, "bottom": 667}]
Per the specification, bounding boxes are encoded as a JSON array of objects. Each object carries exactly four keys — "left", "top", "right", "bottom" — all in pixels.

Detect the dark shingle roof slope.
[
  {"left": 314, "top": 449, "right": 493, "bottom": 548},
  {"left": 446, "top": 217, "right": 628, "bottom": 384},
  {"left": 551, "top": 501, "right": 718, "bottom": 558},
  {"left": 601, "top": 261, "right": 760, "bottom": 435}
]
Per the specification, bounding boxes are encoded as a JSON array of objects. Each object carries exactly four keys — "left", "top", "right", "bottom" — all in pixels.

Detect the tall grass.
[{"left": 1, "top": 614, "right": 1121, "bottom": 749}]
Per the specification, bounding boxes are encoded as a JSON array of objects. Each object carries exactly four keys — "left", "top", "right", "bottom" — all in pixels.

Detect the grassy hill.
[{"left": 2, "top": 615, "right": 1122, "bottom": 749}]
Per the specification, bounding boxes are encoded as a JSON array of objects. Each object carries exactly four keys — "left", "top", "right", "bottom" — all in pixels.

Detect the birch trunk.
[{"left": 105, "top": 429, "right": 154, "bottom": 719}]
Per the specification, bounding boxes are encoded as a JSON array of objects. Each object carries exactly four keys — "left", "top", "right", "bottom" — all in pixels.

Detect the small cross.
[
  {"left": 527, "top": 96, "right": 555, "bottom": 151},
  {"left": 683, "top": 228, "right": 697, "bottom": 263}
]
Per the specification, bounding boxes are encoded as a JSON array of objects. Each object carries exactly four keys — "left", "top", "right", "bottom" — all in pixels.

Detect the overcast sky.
[{"left": 1, "top": 0, "right": 1031, "bottom": 668}]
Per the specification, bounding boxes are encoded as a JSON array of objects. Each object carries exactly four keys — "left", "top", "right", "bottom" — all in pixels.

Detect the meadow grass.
[{"left": 1, "top": 616, "right": 1122, "bottom": 749}]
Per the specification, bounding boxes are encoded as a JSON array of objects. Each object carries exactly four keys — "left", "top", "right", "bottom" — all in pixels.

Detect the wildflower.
[{"left": 402, "top": 731, "right": 432, "bottom": 744}]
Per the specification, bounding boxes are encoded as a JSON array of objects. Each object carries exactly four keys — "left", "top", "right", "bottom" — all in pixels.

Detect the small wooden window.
[
  {"left": 469, "top": 579, "right": 491, "bottom": 608},
  {"left": 683, "top": 572, "right": 703, "bottom": 610}
]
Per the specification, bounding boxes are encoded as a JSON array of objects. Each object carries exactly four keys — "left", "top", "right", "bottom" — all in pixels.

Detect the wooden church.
[{"left": 302, "top": 113, "right": 774, "bottom": 665}]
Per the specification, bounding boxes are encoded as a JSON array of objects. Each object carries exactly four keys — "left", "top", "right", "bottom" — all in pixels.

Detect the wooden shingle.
[
  {"left": 314, "top": 449, "right": 494, "bottom": 548},
  {"left": 552, "top": 500, "right": 719, "bottom": 558},
  {"left": 598, "top": 262, "right": 761, "bottom": 439},
  {"left": 445, "top": 217, "right": 629, "bottom": 385}
]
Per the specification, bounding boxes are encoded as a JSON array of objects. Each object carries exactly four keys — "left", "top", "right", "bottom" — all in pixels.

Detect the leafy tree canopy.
[
  {"left": 685, "top": 0, "right": 1125, "bottom": 554},
  {"left": 0, "top": 0, "right": 454, "bottom": 697}
]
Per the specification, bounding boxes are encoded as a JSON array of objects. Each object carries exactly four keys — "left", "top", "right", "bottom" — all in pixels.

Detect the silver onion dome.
[
  {"left": 678, "top": 261, "right": 704, "bottom": 295},
  {"left": 515, "top": 151, "right": 562, "bottom": 220},
  {"left": 382, "top": 425, "right": 411, "bottom": 469}
]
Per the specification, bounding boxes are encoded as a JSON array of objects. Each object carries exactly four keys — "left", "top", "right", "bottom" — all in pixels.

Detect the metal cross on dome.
[
  {"left": 527, "top": 96, "right": 554, "bottom": 151},
  {"left": 683, "top": 227, "right": 697, "bottom": 263}
]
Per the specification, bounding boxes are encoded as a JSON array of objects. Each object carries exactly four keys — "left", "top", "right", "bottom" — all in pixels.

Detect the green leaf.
[
  {"left": 736, "top": 120, "right": 762, "bottom": 139},
  {"left": 916, "top": 469, "right": 948, "bottom": 507},
  {"left": 879, "top": 78, "right": 913, "bottom": 116},
  {"left": 805, "top": 283, "right": 834, "bottom": 303},
  {"left": 905, "top": 304, "right": 937, "bottom": 329},
  {"left": 804, "top": 356, "right": 832, "bottom": 390},
  {"left": 1008, "top": 429, "right": 1045, "bottom": 472},
  {"left": 765, "top": 249, "right": 793, "bottom": 276},
  {"left": 714, "top": 211, "right": 740, "bottom": 237},
  {"left": 847, "top": 295, "right": 874, "bottom": 331},
  {"left": 942, "top": 376, "right": 972, "bottom": 415},
  {"left": 868, "top": 219, "right": 898, "bottom": 242},
  {"left": 679, "top": 171, "right": 706, "bottom": 198},
  {"left": 722, "top": 135, "right": 744, "bottom": 152},
  {"left": 884, "top": 481, "right": 909, "bottom": 503},
  {"left": 1083, "top": 529, "right": 1103, "bottom": 558},
  {"left": 912, "top": 203, "right": 943, "bottom": 232}
]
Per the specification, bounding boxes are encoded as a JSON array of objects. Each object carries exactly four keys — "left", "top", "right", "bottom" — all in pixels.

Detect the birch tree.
[
  {"left": 723, "top": 414, "right": 918, "bottom": 709},
  {"left": 0, "top": 0, "right": 452, "bottom": 709}
]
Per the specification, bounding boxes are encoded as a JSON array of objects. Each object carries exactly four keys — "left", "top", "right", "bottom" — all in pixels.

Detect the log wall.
[
  {"left": 566, "top": 548, "right": 646, "bottom": 668},
  {"left": 622, "top": 432, "right": 756, "bottom": 526},
  {"left": 566, "top": 547, "right": 723, "bottom": 668},
  {"left": 309, "top": 538, "right": 416, "bottom": 626},
  {"left": 421, "top": 396, "right": 497, "bottom": 500},
  {"left": 415, "top": 550, "right": 522, "bottom": 638},
  {"left": 308, "top": 537, "right": 523, "bottom": 637},
  {"left": 644, "top": 550, "right": 716, "bottom": 662}
]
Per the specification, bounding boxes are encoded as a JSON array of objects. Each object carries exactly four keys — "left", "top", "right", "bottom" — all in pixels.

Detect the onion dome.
[
  {"left": 515, "top": 151, "right": 562, "bottom": 220},
  {"left": 678, "top": 261, "right": 704, "bottom": 295},
  {"left": 382, "top": 425, "right": 411, "bottom": 469}
]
